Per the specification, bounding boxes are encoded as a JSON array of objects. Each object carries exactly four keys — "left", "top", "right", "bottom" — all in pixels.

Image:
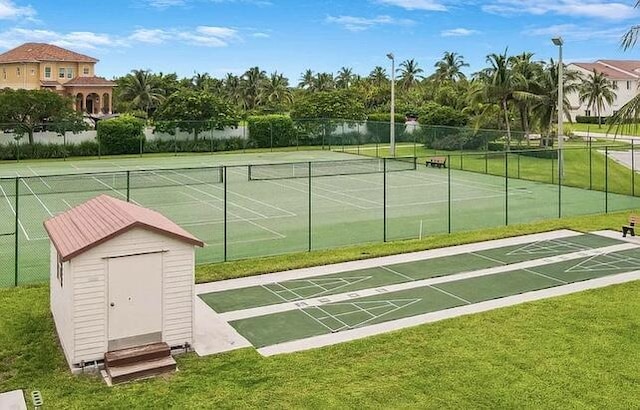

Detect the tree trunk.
[
  {"left": 28, "top": 128, "right": 34, "bottom": 145},
  {"left": 503, "top": 99, "right": 511, "bottom": 151}
]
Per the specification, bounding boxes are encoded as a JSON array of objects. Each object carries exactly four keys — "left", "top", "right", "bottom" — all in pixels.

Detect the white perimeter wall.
[{"left": 60, "top": 228, "right": 195, "bottom": 365}]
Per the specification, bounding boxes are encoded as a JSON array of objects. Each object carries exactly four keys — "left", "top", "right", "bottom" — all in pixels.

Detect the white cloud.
[
  {"left": 0, "top": 0, "right": 35, "bottom": 19},
  {"left": 0, "top": 28, "right": 122, "bottom": 50},
  {"left": 145, "top": 0, "right": 185, "bottom": 8},
  {"left": 144, "top": 0, "right": 271, "bottom": 8},
  {"left": 129, "top": 29, "right": 173, "bottom": 44},
  {"left": 375, "top": 0, "right": 447, "bottom": 11},
  {"left": 252, "top": 32, "right": 270, "bottom": 38},
  {"left": 483, "top": 0, "right": 639, "bottom": 20},
  {"left": 326, "top": 15, "right": 415, "bottom": 32},
  {"left": 522, "top": 23, "right": 627, "bottom": 41},
  {"left": 441, "top": 28, "right": 479, "bottom": 37}
]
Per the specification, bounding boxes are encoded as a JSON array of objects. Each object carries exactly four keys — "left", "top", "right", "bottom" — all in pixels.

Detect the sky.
[{"left": 0, "top": 0, "right": 638, "bottom": 80}]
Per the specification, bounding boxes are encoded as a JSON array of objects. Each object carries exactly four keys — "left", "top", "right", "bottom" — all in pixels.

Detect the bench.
[
  {"left": 622, "top": 215, "right": 640, "bottom": 237},
  {"left": 425, "top": 157, "right": 447, "bottom": 168}
]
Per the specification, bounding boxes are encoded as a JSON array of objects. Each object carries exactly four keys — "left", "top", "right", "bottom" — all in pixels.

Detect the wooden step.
[
  {"left": 107, "top": 356, "right": 176, "bottom": 384},
  {"left": 105, "top": 342, "right": 170, "bottom": 368}
]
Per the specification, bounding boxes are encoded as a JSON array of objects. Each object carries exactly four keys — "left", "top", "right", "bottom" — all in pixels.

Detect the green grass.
[
  {"left": 572, "top": 122, "right": 640, "bottom": 137},
  {"left": 2, "top": 211, "right": 640, "bottom": 407}
]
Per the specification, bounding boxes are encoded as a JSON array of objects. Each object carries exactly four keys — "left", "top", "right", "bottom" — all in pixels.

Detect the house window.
[
  {"left": 59, "top": 68, "right": 65, "bottom": 78},
  {"left": 585, "top": 110, "right": 591, "bottom": 117},
  {"left": 16, "top": 67, "right": 20, "bottom": 77},
  {"left": 45, "top": 67, "right": 51, "bottom": 78},
  {"left": 67, "top": 68, "right": 73, "bottom": 79},
  {"left": 56, "top": 254, "right": 63, "bottom": 287},
  {"left": 30, "top": 69, "right": 35, "bottom": 76},
  {"left": 83, "top": 66, "right": 89, "bottom": 75}
]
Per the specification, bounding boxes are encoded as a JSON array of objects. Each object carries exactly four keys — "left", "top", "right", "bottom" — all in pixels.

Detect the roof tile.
[
  {"left": 44, "top": 195, "right": 204, "bottom": 261},
  {"left": 0, "top": 43, "right": 98, "bottom": 63}
]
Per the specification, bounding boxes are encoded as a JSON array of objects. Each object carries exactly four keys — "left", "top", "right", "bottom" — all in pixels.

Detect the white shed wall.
[
  {"left": 68, "top": 228, "right": 195, "bottom": 365},
  {"left": 50, "top": 243, "right": 74, "bottom": 365}
]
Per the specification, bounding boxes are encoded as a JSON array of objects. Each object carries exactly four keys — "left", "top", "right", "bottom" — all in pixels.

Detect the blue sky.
[{"left": 0, "top": 0, "right": 638, "bottom": 80}]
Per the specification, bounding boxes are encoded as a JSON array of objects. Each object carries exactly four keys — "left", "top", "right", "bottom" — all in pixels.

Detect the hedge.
[
  {"left": 367, "top": 113, "right": 406, "bottom": 123},
  {"left": 0, "top": 141, "right": 99, "bottom": 160},
  {"left": 247, "top": 115, "right": 296, "bottom": 148},
  {"left": 575, "top": 116, "right": 609, "bottom": 124},
  {"left": 97, "top": 115, "right": 145, "bottom": 155}
]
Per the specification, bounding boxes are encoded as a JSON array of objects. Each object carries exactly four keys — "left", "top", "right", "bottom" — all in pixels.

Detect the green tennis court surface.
[
  {"left": 2, "top": 149, "right": 640, "bottom": 287},
  {"left": 198, "top": 232, "right": 640, "bottom": 350}
]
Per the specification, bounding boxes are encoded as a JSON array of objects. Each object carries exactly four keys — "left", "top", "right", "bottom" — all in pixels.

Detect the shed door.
[{"left": 108, "top": 252, "right": 163, "bottom": 351}]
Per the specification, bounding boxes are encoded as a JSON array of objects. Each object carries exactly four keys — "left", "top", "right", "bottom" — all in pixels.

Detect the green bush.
[
  {"left": 0, "top": 141, "right": 99, "bottom": 160},
  {"left": 143, "top": 137, "right": 246, "bottom": 154},
  {"left": 247, "top": 115, "right": 296, "bottom": 148},
  {"left": 575, "top": 116, "right": 609, "bottom": 124},
  {"left": 417, "top": 103, "right": 468, "bottom": 127},
  {"left": 97, "top": 115, "right": 145, "bottom": 155}
]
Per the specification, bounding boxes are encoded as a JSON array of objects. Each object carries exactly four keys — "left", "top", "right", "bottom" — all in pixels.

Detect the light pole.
[
  {"left": 387, "top": 53, "right": 395, "bottom": 157},
  {"left": 552, "top": 37, "right": 564, "bottom": 179}
]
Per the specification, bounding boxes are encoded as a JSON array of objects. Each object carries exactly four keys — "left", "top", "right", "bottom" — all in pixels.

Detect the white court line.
[
  {"left": 27, "top": 166, "right": 51, "bottom": 189},
  {"left": 172, "top": 168, "right": 297, "bottom": 217},
  {"left": 219, "top": 242, "right": 638, "bottom": 322},
  {"left": 282, "top": 176, "right": 381, "bottom": 207},
  {"left": 259, "top": 179, "right": 373, "bottom": 210},
  {"left": 257, "top": 270, "right": 640, "bottom": 356},
  {"left": 181, "top": 190, "right": 285, "bottom": 239},
  {"left": 20, "top": 179, "right": 53, "bottom": 216},
  {"left": 470, "top": 251, "right": 507, "bottom": 265},
  {"left": 429, "top": 285, "right": 472, "bottom": 304},
  {"left": 91, "top": 176, "right": 140, "bottom": 205},
  {"left": 62, "top": 199, "right": 73, "bottom": 209},
  {"left": 522, "top": 268, "right": 568, "bottom": 284},
  {"left": 0, "top": 184, "right": 29, "bottom": 240},
  {"left": 379, "top": 265, "right": 414, "bottom": 281}
]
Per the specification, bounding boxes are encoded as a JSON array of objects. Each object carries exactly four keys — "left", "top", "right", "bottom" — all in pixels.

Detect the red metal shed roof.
[{"left": 44, "top": 195, "right": 204, "bottom": 261}]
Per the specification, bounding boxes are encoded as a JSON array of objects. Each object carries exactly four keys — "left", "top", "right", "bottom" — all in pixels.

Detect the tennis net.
[{"left": 248, "top": 157, "right": 417, "bottom": 181}]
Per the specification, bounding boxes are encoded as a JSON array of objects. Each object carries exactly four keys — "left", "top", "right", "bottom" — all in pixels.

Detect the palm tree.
[
  {"left": 336, "top": 67, "right": 354, "bottom": 89},
  {"left": 610, "top": 2, "right": 640, "bottom": 134},
  {"left": 192, "top": 72, "right": 211, "bottom": 90},
  {"left": 298, "top": 69, "right": 315, "bottom": 90},
  {"left": 119, "top": 69, "right": 165, "bottom": 117},
  {"left": 241, "top": 67, "right": 267, "bottom": 110},
  {"left": 397, "top": 59, "right": 424, "bottom": 90},
  {"left": 224, "top": 73, "right": 242, "bottom": 106},
  {"left": 579, "top": 70, "right": 617, "bottom": 128},
  {"left": 312, "top": 73, "right": 335, "bottom": 92},
  {"left": 509, "top": 52, "right": 541, "bottom": 141},
  {"left": 474, "top": 51, "right": 516, "bottom": 147},
  {"left": 260, "top": 72, "right": 293, "bottom": 107},
  {"left": 368, "top": 66, "right": 388, "bottom": 87},
  {"left": 434, "top": 52, "right": 469, "bottom": 83}
]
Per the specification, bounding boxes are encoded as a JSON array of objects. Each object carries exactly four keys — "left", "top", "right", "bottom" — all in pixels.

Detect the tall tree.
[
  {"left": 579, "top": 70, "right": 617, "bottom": 128},
  {"left": 336, "top": 67, "right": 354, "bottom": 89},
  {"left": 397, "top": 59, "right": 424, "bottom": 90},
  {"left": 509, "top": 52, "right": 541, "bottom": 140},
  {"left": 368, "top": 66, "right": 388, "bottom": 87},
  {"left": 298, "top": 69, "right": 315, "bottom": 90},
  {"left": 434, "top": 52, "right": 469, "bottom": 83},
  {"left": 260, "top": 72, "right": 293, "bottom": 109},
  {"left": 312, "top": 73, "right": 335, "bottom": 92},
  {"left": 118, "top": 69, "right": 166, "bottom": 117},
  {"left": 241, "top": 67, "right": 267, "bottom": 110},
  {"left": 224, "top": 73, "right": 242, "bottom": 106}
]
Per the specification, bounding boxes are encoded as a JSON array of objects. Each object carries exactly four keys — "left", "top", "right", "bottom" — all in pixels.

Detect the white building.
[
  {"left": 44, "top": 194, "right": 203, "bottom": 372},
  {"left": 567, "top": 60, "right": 640, "bottom": 119}
]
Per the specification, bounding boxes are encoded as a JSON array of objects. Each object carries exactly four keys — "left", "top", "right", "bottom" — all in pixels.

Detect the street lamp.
[
  {"left": 552, "top": 37, "right": 564, "bottom": 179},
  {"left": 387, "top": 53, "right": 395, "bottom": 157}
]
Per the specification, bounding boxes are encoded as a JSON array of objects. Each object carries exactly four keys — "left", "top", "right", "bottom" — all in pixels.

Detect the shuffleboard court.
[{"left": 194, "top": 231, "right": 640, "bottom": 354}]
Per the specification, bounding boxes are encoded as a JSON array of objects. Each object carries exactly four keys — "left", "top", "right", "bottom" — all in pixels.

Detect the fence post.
[
  {"left": 126, "top": 171, "right": 131, "bottom": 202},
  {"left": 517, "top": 153, "right": 521, "bottom": 179},
  {"left": 558, "top": 149, "right": 562, "bottom": 218},
  {"left": 14, "top": 177, "right": 19, "bottom": 287},
  {"left": 383, "top": 158, "right": 387, "bottom": 242},
  {"left": 505, "top": 152, "right": 509, "bottom": 226},
  {"left": 551, "top": 155, "right": 555, "bottom": 184},
  {"left": 485, "top": 152, "right": 488, "bottom": 174},
  {"left": 223, "top": 166, "right": 228, "bottom": 261},
  {"left": 174, "top": 127, "right": 178, "bottom": 157},
  {"left": 605, "top": 147, "right": 609, "bottom": 213},
  {"left": 632, "top": 140, "right": 635, "bottom": 196},
  {"left": 308, "top": 162, "right": 312, "bottom": 252},
  {"left": 448, "top": 155, "right": 451, "bottom": 234},
  {"left": 270, "top": 122, "right": 273, "bottom": 152},
  {"left": 589, "top": 138, "right": 593, "bottom": 190}
]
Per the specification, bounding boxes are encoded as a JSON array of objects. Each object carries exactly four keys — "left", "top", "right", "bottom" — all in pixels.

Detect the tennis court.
[
  {"left": 196, "top": 231, "right": 640, "bottom": 354},
  {"left": 1, "top": 149, "right": 640, "bottom": 286}
]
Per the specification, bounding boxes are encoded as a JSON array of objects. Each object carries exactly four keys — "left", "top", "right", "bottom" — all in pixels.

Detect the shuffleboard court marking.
[
  {"left": 256, "top": 270, "right": 640, "bottom": 356},
  {"left": 428, "top": 285, "right": 472, "bottom": 304},
  {"left": 565, "top": 252, "right": 640, "bottom": 273},
  {"left": 0, "top": 183, "right": 29, "bottom": 240},
  {"left": 469, "top": 251, "right": 507, "bottom": 265},
  {"left": 506, "top": 238, "right": 588, "bottom": 256},
  {"left": 379, "top": 265, "right": 414, "bottom": 281},
  {"left": 219, "top": 242, "right": 638, "bottom": 322},
  {"left": 264, "top": 276, "right": 373, "bottom": 301},
  {"left": 522, "top": 268, "right": 568, "bottom": 284}
]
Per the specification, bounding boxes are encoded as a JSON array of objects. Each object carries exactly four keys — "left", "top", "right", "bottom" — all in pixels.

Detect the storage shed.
[{"left": 44, "top": 195, "right": 204, "bottom": 371}]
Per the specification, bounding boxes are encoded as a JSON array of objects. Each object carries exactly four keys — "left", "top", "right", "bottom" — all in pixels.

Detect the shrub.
[
  {"left": 0, "top": 141, "right": 100, "bottom": 160},
  {"left": 367, "top": 113, "right": 406, "bottom": 123},
  {"left": 247, "top": 115, "right": 296, "bottom": 148},
  {"left": 417, "top": 102, "right": 468, "bottom": 127},
  {"left": 97, "top": 115, "right": 145, "bottom": 155}
]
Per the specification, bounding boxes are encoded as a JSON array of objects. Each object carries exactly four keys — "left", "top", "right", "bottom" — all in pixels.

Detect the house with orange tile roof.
[
  {"left": 567, "top": 60, "right": 640, "bottom": 120},
  {"left": 0, "top": 42, "right": 115, "bottom": 115}
]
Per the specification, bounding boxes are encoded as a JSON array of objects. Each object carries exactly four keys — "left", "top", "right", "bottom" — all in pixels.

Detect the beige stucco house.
[{"left": 0, "top": 42, "right": 115, "bottom": 115}]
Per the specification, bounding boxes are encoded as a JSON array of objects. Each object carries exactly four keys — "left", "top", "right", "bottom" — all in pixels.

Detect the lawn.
[
  {"left": 571, "top": 122, "right": 640, "bottom": 137},
  {"left": 1, "top": 211, "right": 640, "bottom": 408}
]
